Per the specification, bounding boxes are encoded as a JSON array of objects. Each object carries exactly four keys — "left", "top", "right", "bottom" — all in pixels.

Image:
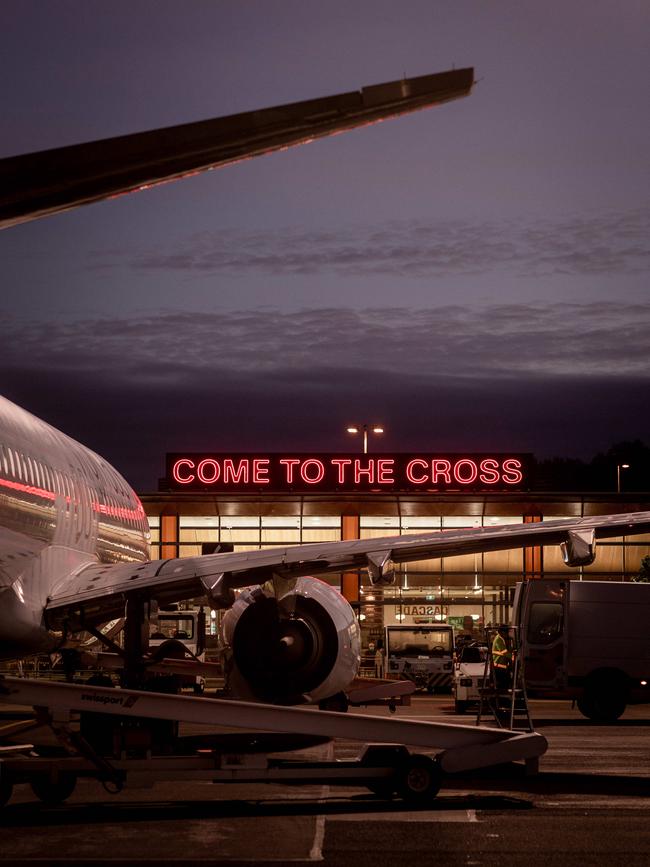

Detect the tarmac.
[{"left": 1, "top": 696, "right": 649, "bottom": 865}]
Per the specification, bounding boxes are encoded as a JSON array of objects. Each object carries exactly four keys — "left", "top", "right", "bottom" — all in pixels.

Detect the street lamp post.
[
  {"left": 616, "top": 463, "right": 630, "bottom": 494},
  {"left": 346, "top": 423, "right": 384, "bottom": 454}
]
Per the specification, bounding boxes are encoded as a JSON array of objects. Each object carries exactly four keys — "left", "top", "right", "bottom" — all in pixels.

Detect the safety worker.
[{"left": 491, "top": 624, "right": 513, "bottom": 691}]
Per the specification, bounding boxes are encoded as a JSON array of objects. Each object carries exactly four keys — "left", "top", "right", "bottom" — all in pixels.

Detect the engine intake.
[{"left": 221, "top": 577, "right": 360, "bottom": 704}]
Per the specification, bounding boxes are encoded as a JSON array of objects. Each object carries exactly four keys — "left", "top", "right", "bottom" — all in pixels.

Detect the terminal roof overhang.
[
  {"left": 0, "top": 67, "right": 473, "bottom": 229},
  {"left": 139, "top": 491, "right": 650, "bottom": 519}
]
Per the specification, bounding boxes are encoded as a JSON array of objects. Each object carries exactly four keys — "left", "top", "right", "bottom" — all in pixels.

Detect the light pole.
[
  {"left": 346, "top": 423, "right": 384, "bottom": 454},
  {"left": 616, "top": 463, "right": 630, "bottom": 494}
]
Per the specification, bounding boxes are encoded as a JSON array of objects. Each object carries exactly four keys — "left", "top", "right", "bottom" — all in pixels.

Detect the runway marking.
[
  {"left": 309, "top": 740, "right": 333, "bottom": 861},
  {"left": 331, "top": 809, "right": 478, "bottom": 822},
  {"left": 541, "top": 798, "right": 650, "bottom": 809}
]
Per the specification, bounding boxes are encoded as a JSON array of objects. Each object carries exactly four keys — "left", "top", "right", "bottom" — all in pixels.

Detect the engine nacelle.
[{"left": 221, "top": 577, "right": 360, "bottom": 705}]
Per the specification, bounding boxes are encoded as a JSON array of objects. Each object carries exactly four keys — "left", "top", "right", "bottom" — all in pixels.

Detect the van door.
[{"left": 519, "top": 579, "right": 569, "bottom": 690}]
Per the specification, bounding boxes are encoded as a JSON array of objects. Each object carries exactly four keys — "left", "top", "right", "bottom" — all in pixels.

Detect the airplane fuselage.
[{"left": 0, "top": 396, "right": 149, "bottom": 658}]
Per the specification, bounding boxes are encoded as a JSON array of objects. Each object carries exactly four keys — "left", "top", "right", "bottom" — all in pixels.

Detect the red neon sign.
[{"left": 166, "top": 453, "right": 529, "bottom": 492}]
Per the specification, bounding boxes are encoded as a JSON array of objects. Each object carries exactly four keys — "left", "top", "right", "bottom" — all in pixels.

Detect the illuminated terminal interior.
[{"left": 141, "top": 487, "right": 650, "bottom": 662}]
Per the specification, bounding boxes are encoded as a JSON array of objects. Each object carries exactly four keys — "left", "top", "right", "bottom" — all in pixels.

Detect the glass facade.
[
  {"left": 150, "top": 514, "right": 341, "bottom": 561},
  {"left": 143, "top": 493, "right": 650, "bottom": 663},
  {"left": 359, "top": 514, "right": 524, "bottom": 643}
]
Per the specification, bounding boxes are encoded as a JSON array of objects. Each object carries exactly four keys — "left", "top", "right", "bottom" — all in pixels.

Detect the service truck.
[
  {"left": 385, "top": 625, "right": 454, "bottom": 693},
  {"left": 514, "top": 579, "right": 650, "bottom": 721},
  {"left": 149, "top": 607, "right": 207, "bottom": 693}
]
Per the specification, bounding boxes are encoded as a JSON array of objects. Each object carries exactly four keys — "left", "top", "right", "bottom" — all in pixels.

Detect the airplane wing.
[
  {"left": 45, "top": 511, "right": 650, "bottom": 629},
  {"left": 0, "top": 67, "right": 473, "bottom": 229}
]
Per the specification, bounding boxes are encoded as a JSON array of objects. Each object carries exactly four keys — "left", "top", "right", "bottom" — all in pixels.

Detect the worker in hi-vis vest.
[{"left": 492, "top": 624, "right": 513, "bottom": 690}]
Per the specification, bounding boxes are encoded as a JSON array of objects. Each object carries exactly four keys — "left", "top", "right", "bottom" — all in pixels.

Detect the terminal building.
[{"left": 140, "top": 451, "right": 650, "bottom": 657}]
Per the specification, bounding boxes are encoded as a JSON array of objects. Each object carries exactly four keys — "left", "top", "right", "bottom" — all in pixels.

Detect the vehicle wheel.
[
  {"left": 577, "top": 692, "right": 626, "bottom": 722},
  {"left": 577, "top": 672, "right": 628, "bottom": 722},
  {"left": 0, "top": 771, "right": 13, "bottom": 808},
  {"left": 30, "top": 773, "right": 77, "bottom": 805},
  {"left": 454, "top": 700, "right": 468, "bottom": 714},
  {"left": 397, "top": 754, "right": 441, "bottom": 803}
]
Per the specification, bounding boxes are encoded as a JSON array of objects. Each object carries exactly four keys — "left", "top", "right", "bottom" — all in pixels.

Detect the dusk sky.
[{"left": 1, "top": 1, "right": 649, "bottom": 489}]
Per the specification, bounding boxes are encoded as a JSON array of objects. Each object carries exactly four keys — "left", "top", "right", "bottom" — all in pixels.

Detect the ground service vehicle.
[
  {"left": 386, "top": 625, "right": 454, "bottom": 693},
  {"left": 514, "top": 579, "right": 650, "bottom": 721},
  {"left": 149, "top": 608, "right": 207, "bottom": 693},
  {"left": 452, "top": 643, "right": 488, "bottom": 713}
]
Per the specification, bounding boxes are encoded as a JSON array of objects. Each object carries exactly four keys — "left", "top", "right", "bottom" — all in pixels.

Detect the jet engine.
[{"left": 221, "top": 577, "right": 360, "bottom": 705}]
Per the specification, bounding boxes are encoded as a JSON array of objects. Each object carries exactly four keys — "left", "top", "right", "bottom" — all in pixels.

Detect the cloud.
[
  {"left": 3, "top": 302, "right": 648, "bottom": 487},
  {"left": 2, "top": 301, "right": 649, "bottom": 380},
  {"left": 121, "top": 208, "right": 650, "bottom": 279},
  {"left": 4, "top": 358, "right": 649, "bottom": 491}
]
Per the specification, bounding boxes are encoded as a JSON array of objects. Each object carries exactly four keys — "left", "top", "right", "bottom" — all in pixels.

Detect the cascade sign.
[{"left": 166, "top": 453, "right": 530, "bottom": 493}]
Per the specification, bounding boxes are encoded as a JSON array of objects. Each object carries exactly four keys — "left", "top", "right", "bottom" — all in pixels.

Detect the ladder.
[{"left": 476, "top": 626, "right": 533, "bottom": 732}]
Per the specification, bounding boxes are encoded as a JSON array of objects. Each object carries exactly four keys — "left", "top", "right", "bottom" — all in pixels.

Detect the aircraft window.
[
  {"left": 68, "top": 476, "right": 77, "bottom": 512},
  {"left": 27, "top": 456, "right": 36, "bottom": 486},
  {"left": 7, "top": 448, "right": 16, "bottom": 477}
]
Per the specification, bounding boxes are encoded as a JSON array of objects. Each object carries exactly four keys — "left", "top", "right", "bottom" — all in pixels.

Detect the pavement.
[{"left": 1, "top": 696, "right": 649, "bottom": 865}]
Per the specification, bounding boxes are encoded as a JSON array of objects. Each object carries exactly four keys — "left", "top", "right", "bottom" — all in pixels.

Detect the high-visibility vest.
[{"left": 492, "top": 633, "right": 512, "bottom": 669}]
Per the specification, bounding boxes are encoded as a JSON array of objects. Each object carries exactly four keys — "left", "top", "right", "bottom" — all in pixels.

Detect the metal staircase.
[{"left": 476, "top": 626, "right": 533, "bottom": 732}]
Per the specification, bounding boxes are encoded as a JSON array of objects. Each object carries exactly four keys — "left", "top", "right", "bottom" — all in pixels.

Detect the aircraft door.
[{"left": 520, "top": 580, "right": 569, "bottom": 690}]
